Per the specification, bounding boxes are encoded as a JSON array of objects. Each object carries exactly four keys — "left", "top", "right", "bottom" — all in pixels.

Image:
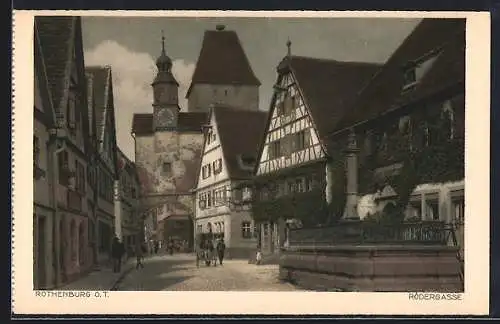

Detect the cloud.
[{"left": 84, "top": 40, "right": 195, "bottom": 161}]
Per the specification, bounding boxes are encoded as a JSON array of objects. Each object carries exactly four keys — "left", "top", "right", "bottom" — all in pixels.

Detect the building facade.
[
  {"left": 330, "top": 18, "right": 465, "bottom": 257},
  {"left": 132, "top": 25, "right": 261, "bottom": 249},
  {"left": 33, "top": 22, "right": 58, "bottom": 289},
  {"left": 116, "top": 148, "right": 141, "bottom": 254},
  {"left": 36, "top": 16, "right": 94, "bottom": 285},
  {"left": 85, "top": 66, "right": 119, "bottom": 265},
  {"left": 249, "top": 44, "right": 381, "bottom": 257},
  {"left": 194, "top": 106, "right": 267, "bottom": 258}
]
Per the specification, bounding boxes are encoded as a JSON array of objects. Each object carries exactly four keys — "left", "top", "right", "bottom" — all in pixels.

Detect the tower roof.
[
  {"left": 186, "top": 26, "right": 261, "bottom": 97},
  {"left": 153, "top": 31, "right": 178, "bottom": 86}
]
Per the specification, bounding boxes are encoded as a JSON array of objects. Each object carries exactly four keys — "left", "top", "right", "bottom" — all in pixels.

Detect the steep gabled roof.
[
  {"left": 186, "top": 28, "right": 261, "bottom": 97},
  {"left": 35, "top": 16, "right": 76, "bottom": 123},
  {"left": 335, "top": 18, "right": 466, "bottom": 133},
  {"left": 213, "top": 106, "right": 268, "bottom": 179},
  {"left": 36, "top": 16, "right": 91, "bottom": 155},
  {"left": 34, "top": 21, "right": 56, "bottom": 126},
  {"left": 131, "top": 112, "right": 208, "bottom": 135},
  {"left": 85, "top": 66, "right": 112, "bottom": 145},
  {"left": 85, "top": 71, "right": 98, "bottom": 141},
  {"left": 287, "top": 56, "right": 381, "bottom": 144}
]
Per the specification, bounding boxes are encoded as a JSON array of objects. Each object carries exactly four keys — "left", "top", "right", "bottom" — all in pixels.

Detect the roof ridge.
[{"left": 290, "top": 55, "right": 380, "bottom": 66}]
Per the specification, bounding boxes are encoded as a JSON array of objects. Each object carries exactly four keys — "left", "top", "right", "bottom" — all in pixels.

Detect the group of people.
[{"left": 196, "top": 237, "right": 226, "bottom": 267}]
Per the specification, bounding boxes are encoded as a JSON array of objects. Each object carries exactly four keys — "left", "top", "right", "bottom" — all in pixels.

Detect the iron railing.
[{"left": 288, "top": 220, "right": 451, "bottom": 246}]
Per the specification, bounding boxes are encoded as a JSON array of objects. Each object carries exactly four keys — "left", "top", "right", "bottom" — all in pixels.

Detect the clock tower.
[{"left": 152, "top": 31, "right": 179, "bottom": 131}]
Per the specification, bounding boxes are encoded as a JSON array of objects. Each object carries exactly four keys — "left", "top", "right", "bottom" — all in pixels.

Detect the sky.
[{"left": 81, "top": 16, "right": 421, "bottom": 161}]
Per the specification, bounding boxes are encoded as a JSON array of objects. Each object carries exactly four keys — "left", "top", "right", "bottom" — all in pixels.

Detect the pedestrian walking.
[
  {"left": 216, "top": 238, "right": 226, "bottom": 265},
  {"left": 135, "top": 243, "right": 145, "bottom": 270},
  {"left": 255, "top": 249, "right": 263, "bottom": 266},
  {"left": 111, "top": 236, "right": 124, "bottom": 273}
]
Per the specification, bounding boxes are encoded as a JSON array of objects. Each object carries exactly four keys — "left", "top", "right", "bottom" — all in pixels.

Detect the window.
[
  {"left": 58, "top": 151, "right": 69, "bottom": 185},
  {"left": 442, "top": 100, "right": 455, "bottom": 140},
  {"left": 67, "top": 91, "right": 77, "bottom": 130},
  {"left": 33, "top": 136, "right": 40, "bottom": 167},
  {"left": 276, "top": 101, "right": 285, "bottom": 116},
  {"left": 283, "top": 92, "right": 295, "bottom": 116},
  {"left": 269, "top": 140, "right": 281, "bottom": 160},
  {"left": 213, "top": 159, "right": 223, "bottom": 175},
  {"left": 403, "top": 67, "right": 417, "bottom": 89},
  {"left": 202, "top": 164, "right": 212, "bottom": 179},
  {"left": 198, "top": 193, "right": 207, "bottom": 209},
  {"left": 207, "top": 191, "right": 212, "bottom": 208},
  {"left": 241, "top": 221, "right": 252, "bottom": 239},
  {"left": 75, "top": 161, "right": 86, "bottom": 193},
  {"left": 197, "top": 224, "right": 203, "bottom": 233},
  {"left": 281, "top": 136, "right": 292, "bottom": 157},
  {"left": 207, "top": 130, "right": 216, "bottom": 145},
  {"left": 294, "top": 130, "right": 309, "bottom": 152},
  {"left": 305, "top": 176, "right": 313, "bottom": 192},
  {"left": 453, "top": 199, "right": 465, "bottom": 225},
  {"left": 214, "top": 187, "right": 227, "bottom": 206},
  {"left": 288, "top": 181, "right": 296, "bottom": 194},
  {"left": 296, "top": 178, "right": 305, "bottom": 193},
  {"left": 162, "top": 162, "right": 172, "bottom": 177}
]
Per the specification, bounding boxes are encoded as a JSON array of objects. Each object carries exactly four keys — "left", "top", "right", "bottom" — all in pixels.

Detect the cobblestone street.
[{"left": 114, "top": 253, "right": 301, "bottom": 291}]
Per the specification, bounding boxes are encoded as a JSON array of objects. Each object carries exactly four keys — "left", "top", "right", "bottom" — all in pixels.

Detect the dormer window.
[
  {"left": 403, "top": 66, "right": 417, "bottom": 89},
  {"left": 402, "top": 52, "right": 440, "bottom": 91}
]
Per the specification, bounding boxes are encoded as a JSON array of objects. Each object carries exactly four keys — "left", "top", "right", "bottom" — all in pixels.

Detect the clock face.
[{"left": 157, "top": 108, "right": 175, "bottom": 128}]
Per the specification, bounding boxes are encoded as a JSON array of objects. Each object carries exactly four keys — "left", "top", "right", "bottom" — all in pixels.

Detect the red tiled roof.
[
  {"left": 213, "top": 106, "right": 268, "bottom": 179},
  {"left": 85, "top": 66, "right": 112, "bottom": 142},
  {"left": 335, "top": 18, "right": 466, "bottom": 132},
  {"left": 287, "top": 56, "right": 381, "bottom": 144},
  {"left": 186, "top": 29, "right": 261, "bottom": 97},
  {"left": 177, "top": 112, "right": 209, "bottom": 132},
  {"left": 35, "top": 16, "right": 76, "bottom": 119},
  {"left": 131, "top": 112, "right": 208, "bottom": 135},
  {"left": 131, "top": 113, "right": 153, "bottom": 135}
]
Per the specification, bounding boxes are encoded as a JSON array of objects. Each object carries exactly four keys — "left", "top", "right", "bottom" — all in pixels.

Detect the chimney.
[{"left": 216, "top": 24, "right": 226, "bottom": 31}]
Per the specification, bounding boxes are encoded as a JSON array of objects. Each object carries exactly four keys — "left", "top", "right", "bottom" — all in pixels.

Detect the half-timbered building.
[
  {"left": 85, "top": 66, "right": 119, "bottom": 266},
  {"left": 249, "top": 43, "right": 381, "bottom": 257},
  {"left": 194, "top": 105, "right": 267, "bottom": 258},
  {"left": 34, "top": 21, "right": 58, "bottom": 289},
  {"left": 330, "top": 18, "right": 465, "bottom": 258},
  {"left": 36, "top": 16, "right": 93, "bottom": 285},
  {"left": 116, "top": 148, "right": 141, "bottom": 254},
  {"left": 132, "top": 25, "right": 260, "bottom": 250}
]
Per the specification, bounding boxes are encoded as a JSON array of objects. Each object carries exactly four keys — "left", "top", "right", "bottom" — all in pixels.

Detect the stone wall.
[
  {"left": 279, "top": 245, "right": 463, "bottom": 292},
  {"left": 187, "top": 84, "right": 259, "bottom": 112}
]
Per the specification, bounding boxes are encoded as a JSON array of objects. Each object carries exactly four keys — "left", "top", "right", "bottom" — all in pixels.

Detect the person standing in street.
[
  {"left": 216, "top": 238, "right": 226, "bottom": 266},
  {"left": 135, "top": 242, "right": 145, "bottom": 270},
  {"left": 111, "top": 236, "right": 122, "bottom": 273}
]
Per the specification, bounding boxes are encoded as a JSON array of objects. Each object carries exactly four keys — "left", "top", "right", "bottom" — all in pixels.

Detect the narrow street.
[{"left": 114, "top": 253, "right": 301, "bottom": 291}]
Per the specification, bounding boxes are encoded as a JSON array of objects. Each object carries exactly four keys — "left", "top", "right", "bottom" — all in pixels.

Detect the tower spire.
[
  {"left": 156, "top": 29, "right": 172, "bottom": 72},
  {"left": 161, "top": 29, "right": 166, "bottom": 55},
  {"left": 286, "top": 38, "right": 292, "bottom": 58}
]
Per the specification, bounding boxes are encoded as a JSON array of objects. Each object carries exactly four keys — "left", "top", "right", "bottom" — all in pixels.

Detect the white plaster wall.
[
  {"left": 358, "top": 179, "right": 465, "bottom": 222},
  {"left": 229, "top": 210, "right": 256, "bottom": 249},
  {"left": 195, "top": 180, "right": 232, "bottom": 220}
]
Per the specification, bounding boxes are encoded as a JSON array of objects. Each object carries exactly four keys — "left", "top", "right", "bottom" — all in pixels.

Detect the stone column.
[
  {"left": 343, "top": 129, "right": 360, "bottom": 219},
  {"left": 113, "top": 180, "right": 122, "bottom": 241},
  {"left": 421, "top": 193, "right": 427, "bottom": 220}
]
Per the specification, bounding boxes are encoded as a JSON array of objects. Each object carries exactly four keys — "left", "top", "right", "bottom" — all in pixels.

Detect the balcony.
[{"left": 67, "top": 189, "right": 82, "bottom": 213}]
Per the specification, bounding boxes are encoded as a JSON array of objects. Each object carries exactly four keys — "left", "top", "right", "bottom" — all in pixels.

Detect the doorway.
[{"left": 36, "top": 216, "right": 46, "bottom": 289}]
